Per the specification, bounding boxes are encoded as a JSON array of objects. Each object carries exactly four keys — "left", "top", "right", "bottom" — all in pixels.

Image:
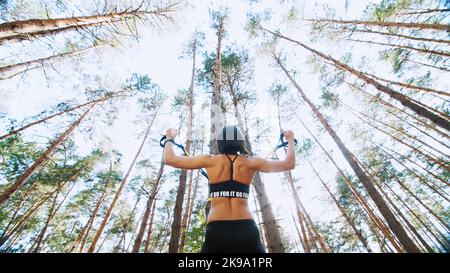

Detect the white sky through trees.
[{"left": 1, "top": 0, "right": 448, "bottom": 252}]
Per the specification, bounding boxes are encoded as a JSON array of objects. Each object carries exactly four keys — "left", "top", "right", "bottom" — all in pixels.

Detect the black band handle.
[
  {"left": 160, "top": 135, "right": 187, "bottom": 155},
  {"left": 276, "top": 133, "right": 297, "bottom": 149},
  {"left": 159, "top": 135, "right": 167, "bottom": 148},
  {"left": 160, "top": 134, "right": 209, "bottom": 179}
]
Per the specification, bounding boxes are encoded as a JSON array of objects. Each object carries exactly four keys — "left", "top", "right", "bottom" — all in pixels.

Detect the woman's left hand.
[{"left": 166, "top": 128, "right": 179, "bottom": 139}]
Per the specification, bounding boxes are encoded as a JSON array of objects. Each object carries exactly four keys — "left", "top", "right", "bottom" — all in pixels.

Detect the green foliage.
[
  {"left": 320, "top": 89, "right": 340, "bottom": 110},
  {"left": 380, "top": 48, "right": 410, "bottom": 74},
  {"left": 268, "top": 82, "right": 288, "bottom": 101},
  {"left": 0, "top": 135, "right": 41, "bottom": 183},
  {"left": 209, "top": 6, "right": 229, "bottom": 34},
  {"left": 182, "top": 201, "right": 206, "bottom": 253},
  {"left": 296, "top": 138, "right": 314, "bottom": 159}
]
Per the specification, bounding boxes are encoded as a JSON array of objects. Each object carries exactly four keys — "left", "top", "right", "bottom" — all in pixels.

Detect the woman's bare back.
[{"left": 205, "top": 154, "right": 256, "bottom": 223}]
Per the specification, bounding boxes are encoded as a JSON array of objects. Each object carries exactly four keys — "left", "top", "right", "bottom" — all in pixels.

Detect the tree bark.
[{"left": 0, "top": 44, "right": 102, "bottom": 80}]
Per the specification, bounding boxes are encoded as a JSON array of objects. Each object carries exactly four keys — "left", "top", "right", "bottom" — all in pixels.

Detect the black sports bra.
[{"left": 208, "top": 154, "right": 250, "bottom": 199}]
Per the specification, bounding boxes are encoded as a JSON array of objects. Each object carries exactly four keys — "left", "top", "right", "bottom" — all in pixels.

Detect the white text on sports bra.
[{"left": 209, "top": 191, "right": 249, "bottom": 198}]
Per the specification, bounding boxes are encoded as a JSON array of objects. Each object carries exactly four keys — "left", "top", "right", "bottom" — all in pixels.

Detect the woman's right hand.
[{"left": 282, "top": 129, "right": 294, "bottom": 141}]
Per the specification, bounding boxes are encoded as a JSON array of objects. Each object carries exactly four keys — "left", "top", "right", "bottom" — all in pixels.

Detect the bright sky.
[{"left": 1, "top": 0, "right": 448, "bottom": 252}]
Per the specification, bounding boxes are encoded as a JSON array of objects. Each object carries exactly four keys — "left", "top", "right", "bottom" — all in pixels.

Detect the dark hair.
[{"left": 217, "top": 125, "right": 251, "bottom": 156}]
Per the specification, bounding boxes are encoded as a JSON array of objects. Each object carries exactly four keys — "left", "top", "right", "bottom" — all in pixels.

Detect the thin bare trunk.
[
  {"left": 169, "top": 34, "right": 196, "bottom": 253},
  {"left": 69, "top": 165, "right": 113, "bottom": 253},
  {"left": 340, "top": 100, "right": 450, "bottom": 163},
  {"left": 342, "top": 28, "right": 450, "bottom": 45},
  {"left": 310, "top": 163, "right": 373, "bottom": 252},
  {"left": 227, "top": 86, "right": 285, "bottom": 253},
  {"left": 405, "top": 58, "right": 450, "bottom": 72},
  {"left": 360, "top": 72, "right": 450, "bottom": 98},
  {"left": 87, "top": 109, "right": 158, "bottom": 253},
  {"left": 0, "top": 45, "right": 102, "bottom": 80},
  {"left": 132, "top": 160, "right": 163, "bottom": 253},
  {"left": 399, "top": 8, "right": 450, "bottom": 15},
  {"left": 0, "top": 92, "right": 123, "bottom": 141},
  {"left": 307, "top": 18, "right": 450, "bottom": 32},
  {"left": 348, "top": 38, "right": 450, "bottom": 58}
]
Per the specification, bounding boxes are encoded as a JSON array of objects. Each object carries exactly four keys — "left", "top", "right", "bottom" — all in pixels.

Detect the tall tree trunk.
[
  {"left": 143, "top": 198, "right": 157, "bottom": 253},
  {"left": 180, "top": 123, "right": 204, "bottom": 252},
  {"left": 132, "top": 159, "right": 164, "bottom": 253},
  {"left": 0, "top": 188, "right": 56, "bottom": 248},
  {"left": 405, "top": 58, "right": 450, "bottom": 72},
  {"left": 0, "top": 103, "right": 95, "bottom": 206},
  {"left": 209, "top": 18, "right": 225, "bottom": 155},
  {"left": 179, "top": 155, "right": 196, "bottom": 252},
  {"left": 310, "top": 163, "right": 373, "bottom": 252},
  {"left": 341, "top": 28, "right": 450, "bottom": 45},
  {"left": 347, "top": 39, "right": 450, "bottom": 58},
  {"left": 168, "top": 33, "right": 197, "bottom": 253},
  {"left": 87, "top": 110, "right": 158, "bottom": 253},
  {"left": 30, "top": 181, "right": 75, "bottom": 253},
  {"left": 0, "top": 91, "right": 124, "bottom": 141},
  {"left": 377, "top": 182, "right": 434, "bottom": 252},
  {"left": 0, "top": 5, "right": 178, "bottom": 44},
  {"left": 113, "top": 192, "right": 142, "bottom": 253},
  {"left": 306, "top": 18, "right": 450, "bottom": 32},
  {"left": 0, "top": 44, "right": 102, "bottom": 80},
  {"left": 262, "top": 27, "right": 450, "bottom": 131},
  {"left": 28, "top": 184, "right": 62, "bottom": 253},
  {"left": 227, "top": 86, "right": 285, "bottom": 252},
  {"left": 386, "top": 183, "right": 449, "bottom": 251},
  {"left": 69, "top": 163, "right": 114, "bottom": 252},
  {"left": 399, "top": 8, "right": 450, "bottom": 15},
  {"left": 356, "top": 157, "right": 436, "bottom": 252},
  {"left": 69, "top": 186, "right": 108, "bottom": 253},
  {"left": 274, "top": 55, "right": 420, "bottom": 252},
  {"left": 0, "top": 21, "right": 106, "bottom": 45},
  {"left": 0, "top": 184, "right": 36, "bottom": 241},
  {"left": 370, "top": 145, "right": 450, "bottom": 228},
  {"left": 296, "top": 189, "right": 332, "bottom": 253}
]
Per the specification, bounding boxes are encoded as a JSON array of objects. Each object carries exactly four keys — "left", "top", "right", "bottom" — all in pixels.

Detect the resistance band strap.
[
  {"left": 275, "top": 133, "right": 298, "bottom": 150},
  {"left": 160, "top": 135, "right": 209, "bottom": 180}
]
